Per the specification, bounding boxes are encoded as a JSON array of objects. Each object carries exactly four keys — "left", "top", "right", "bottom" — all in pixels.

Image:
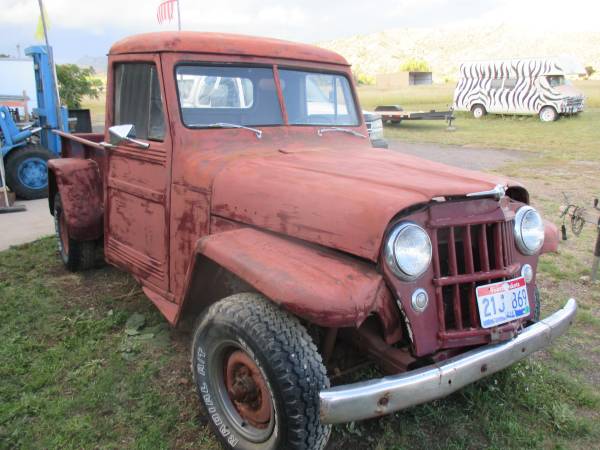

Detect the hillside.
[{"left": 319, "top": 25, "right": 600, "bottom": 82}]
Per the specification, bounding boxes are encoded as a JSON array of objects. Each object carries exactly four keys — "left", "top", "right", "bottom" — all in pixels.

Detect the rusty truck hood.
[{"left": 211, "top": 146, "right": 518, "bottom": 261}]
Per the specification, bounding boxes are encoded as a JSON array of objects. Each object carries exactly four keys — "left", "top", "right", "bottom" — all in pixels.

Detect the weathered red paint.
[
  {"left": 110, "top": 31, "right": 349, "bottom": 66},
  {"left": 542, "top": 220, "right": 560, "bottom": 254},
  {"left": 210, "top": 147, "right": 519, "bottom": 261},
  {"left": 47, "top": 158, "right": 103, "bottom": 241},
  {"left": 182, "top": 227, "right": 387, "bottom": 328},
  {"left": 52, "top": 32, "right": 555, "bottom": 364}
]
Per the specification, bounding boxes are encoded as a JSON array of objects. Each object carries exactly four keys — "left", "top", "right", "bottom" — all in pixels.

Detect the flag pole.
[
  {"left": 176, "top": 0, "right": 181, "bottom": 31},
  {"left": 37, "top": 0, "right": 63, "bottom": 130},
  {"left": 37, "top": 0, "right": 50, "bottom": 48}
]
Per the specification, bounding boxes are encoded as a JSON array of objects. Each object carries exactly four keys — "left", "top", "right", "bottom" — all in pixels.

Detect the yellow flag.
[{"left": 34, "top": 6, "right": 50, "bottom": 42}]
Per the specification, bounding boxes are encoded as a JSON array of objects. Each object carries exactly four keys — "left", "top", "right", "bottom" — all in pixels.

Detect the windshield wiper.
[
  {"left": 191, "top": 122, "right": 262, "bottom": 139},
  {"left": 317, "top": 127, "right": 366, "bottom": 139}
]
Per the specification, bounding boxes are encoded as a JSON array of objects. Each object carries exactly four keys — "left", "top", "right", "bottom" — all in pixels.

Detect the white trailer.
[{"left": 453, "top": 58, "right": 585, "bottom": 122}]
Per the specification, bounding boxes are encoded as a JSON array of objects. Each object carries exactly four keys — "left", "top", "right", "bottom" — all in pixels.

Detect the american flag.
[{"left": 157, "top": 0, "right": 177, "bottom": 25}]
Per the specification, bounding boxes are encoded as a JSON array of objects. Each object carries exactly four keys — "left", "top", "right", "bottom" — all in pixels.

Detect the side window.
[
  {"left": 504, "top": 78, "right": 517, "bottom": 90},
  {"left": 114, "top": 63, "right": 165, "bottom": 141},
  {"left": 490, "top": 79, "right": 503, "bottom": 89}
]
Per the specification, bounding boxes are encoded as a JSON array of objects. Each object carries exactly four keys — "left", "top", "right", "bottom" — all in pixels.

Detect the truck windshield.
[
  {"left": 176, "top": 65, "right": 283, "bottom": 127},
  {"left": 279, "top": 69, "right": 359, "bottom": 126},
  {"left": 546, "top": 75, "right": 569, "bottom": 87}
]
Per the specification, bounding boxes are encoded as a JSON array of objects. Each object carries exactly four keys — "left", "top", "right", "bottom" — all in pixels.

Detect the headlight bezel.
[
  {"left": 514, "top": 206, "right": 545, "bottom": 255},
  {"left": 384, "top": 222, "right": 433, "bottom": 281}
]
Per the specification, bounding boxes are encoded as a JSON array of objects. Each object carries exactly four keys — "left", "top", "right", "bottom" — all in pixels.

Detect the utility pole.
[{"left": 176, "top": 0, "right": 182, "bottom": 31}]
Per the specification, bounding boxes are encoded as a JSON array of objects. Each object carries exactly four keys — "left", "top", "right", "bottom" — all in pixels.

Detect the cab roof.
[{"left": 109, "top": 32, "right": 349, "bottom": 66}]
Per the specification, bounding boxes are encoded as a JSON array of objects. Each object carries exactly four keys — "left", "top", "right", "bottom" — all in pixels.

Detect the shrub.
[{"left": 400, "top": 58, "right": 431, "bottom": 73}]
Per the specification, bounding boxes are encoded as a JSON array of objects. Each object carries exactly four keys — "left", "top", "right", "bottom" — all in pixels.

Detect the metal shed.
[{"left": 376, "top": 71, "right": 433, "bottom": 89}]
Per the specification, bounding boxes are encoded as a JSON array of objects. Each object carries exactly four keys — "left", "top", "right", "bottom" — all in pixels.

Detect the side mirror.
[{"left": 107, "top": 124, "right": 150, "bottom": 149}]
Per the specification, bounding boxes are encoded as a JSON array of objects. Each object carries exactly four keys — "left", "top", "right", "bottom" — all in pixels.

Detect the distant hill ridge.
[{"left": 318, "top": 25, "right": 600, "bottom": 82}]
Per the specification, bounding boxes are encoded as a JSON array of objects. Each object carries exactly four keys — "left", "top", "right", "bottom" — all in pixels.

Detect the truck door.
[{"left": 104, "top": 57, "right": 172, "bottom": 292}]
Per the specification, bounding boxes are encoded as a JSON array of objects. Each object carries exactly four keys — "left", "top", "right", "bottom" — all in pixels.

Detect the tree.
[
  {"left": 585, "top": 66, "right": 595, "bottom": 79},
  {"left": 56, "top": 64, "right": 103, "bottom": 109},
  {"left": 400, "top": 58, "right": 431, "bottom": 73}
]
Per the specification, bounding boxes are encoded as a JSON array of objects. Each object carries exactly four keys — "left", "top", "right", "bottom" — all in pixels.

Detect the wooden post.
[
  {"left": 22, "top": 90, "right": 29, "bottom": 121},
  {"left": 592, "top": 220, "right": 600, "bottom": 282}
]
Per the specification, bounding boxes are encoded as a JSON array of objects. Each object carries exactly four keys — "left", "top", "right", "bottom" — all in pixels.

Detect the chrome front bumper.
[{"left": 319, "top": 298, "right": 577, "bottom": 424}]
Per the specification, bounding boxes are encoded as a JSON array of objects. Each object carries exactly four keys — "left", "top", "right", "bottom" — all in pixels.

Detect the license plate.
[{"left": 476, "top": 277, "right": 530, "bottom": 329}]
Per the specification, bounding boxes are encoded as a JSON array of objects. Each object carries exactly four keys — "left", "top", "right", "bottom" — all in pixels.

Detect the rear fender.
[
  {"left": 179, "top": 228, "right": 402, "bottom": 340},
  {"left": 47, "top": 158, "right": 103, "bottom": 241}
]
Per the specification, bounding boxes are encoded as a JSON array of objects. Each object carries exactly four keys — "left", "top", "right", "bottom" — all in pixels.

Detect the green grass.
[
  {"left": 1, "top": 239, "right": 599, "bottom": 449},
  {"left": 0, "top": 239, "right": 218, "bottom": 450},
  {"left": 358, "top": 80, "right": 600, "bottom": 161},
  {"left": 3, "top": 80, "right": 599, "bottom": 449}
]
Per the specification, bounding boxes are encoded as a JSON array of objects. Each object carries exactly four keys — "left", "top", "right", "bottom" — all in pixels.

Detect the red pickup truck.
[{"left": 49, "top": 32, "right": 576, "bottom": 450}]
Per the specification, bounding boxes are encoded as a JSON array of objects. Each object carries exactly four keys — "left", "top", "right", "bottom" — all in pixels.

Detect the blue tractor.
[{"left": 0, "top": 45, "right": 68, "bottom": 199}]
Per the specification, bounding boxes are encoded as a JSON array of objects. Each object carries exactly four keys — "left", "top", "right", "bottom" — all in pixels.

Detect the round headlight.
[
  {"left": 514, "top": 206, "right": 545, "bottom": 255},
  {"left": 385, "top": 222, "right": 432, "bottom": 280}
]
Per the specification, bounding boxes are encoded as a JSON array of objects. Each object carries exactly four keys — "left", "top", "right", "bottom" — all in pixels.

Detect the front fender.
[
  {"left": 541, "top": 219, "right": 559, "bottom": 254},
  {"left": 180, "top": 228, "right": 401, "bottom": 335},
  {"left": 47, "top": 158, "right": 103, "bottom": 241}
]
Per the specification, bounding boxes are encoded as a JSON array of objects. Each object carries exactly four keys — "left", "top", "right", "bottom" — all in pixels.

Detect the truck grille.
[{"left": 430, "top": 219, "right": 519, "bottom": 347}]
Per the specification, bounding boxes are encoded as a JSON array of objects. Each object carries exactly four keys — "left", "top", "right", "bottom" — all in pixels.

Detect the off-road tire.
[
  {"left": 471, "top": 104, "right": 487, "bottom": 119},
  {"left": 539, "top": 106, "right": 558, "bottom": 122},
  {"left": 53, "top": 193, "right": 97, "bottom": 272},
  {"left": 191, "top": 293, "right": 331, "bottom": 450},
  {"left": 5, "top": 145, "right": 54, "bottom": 199}
]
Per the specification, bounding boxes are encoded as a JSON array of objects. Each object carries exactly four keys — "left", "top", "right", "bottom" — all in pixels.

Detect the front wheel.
[
  {"left": 191, "top": 293, "right": 331, "bottom": 450},
  {"left": 539, "top": 106, "right": 558, "bottom": 122},
  {"left": 471, "top": 104, "right": 487, "bottom": 119},
  {"left": 5, "top": 145, "right": 55, "bottom": 199}
]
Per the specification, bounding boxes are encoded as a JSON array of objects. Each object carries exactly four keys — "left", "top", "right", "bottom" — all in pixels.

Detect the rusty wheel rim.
[
  {"left": 58, "top": 209, "right": 69, "bottom": 256},
  {"left": 209, "top": 342, "right": 275, "bottom": 443},
  {"left": 225, "top": 350, "right": 272, "bottom": 429}
]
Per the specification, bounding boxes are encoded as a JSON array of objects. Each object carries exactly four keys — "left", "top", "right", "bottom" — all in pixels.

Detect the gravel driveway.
[{"left": 388, "top": 140, "right": 530, "bottom": 171}]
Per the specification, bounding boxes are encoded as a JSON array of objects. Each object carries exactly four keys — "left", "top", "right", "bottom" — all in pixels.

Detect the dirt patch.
[{"left": 388, "top": 140, "right": 532, "bottom": 171}]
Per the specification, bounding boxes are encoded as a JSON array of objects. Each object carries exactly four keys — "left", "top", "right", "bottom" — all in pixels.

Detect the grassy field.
[
  {"left": 360, "top": 80, "right": 600, "bottom": 161},
  {"left": 2, "top": 82, "right": 599, "bottom": 449}
]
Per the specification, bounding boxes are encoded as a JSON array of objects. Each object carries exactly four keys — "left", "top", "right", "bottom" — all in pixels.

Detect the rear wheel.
[
  {"left": 471, "top": 104, "right": 487, "bottom": 119},
  {"left": 539, "top": 106, "right": 558, "bottom": 122},
  {"left": 191, "top": 293, "right": 331, "bottom": 450},
  {"left": 53, "top": 193, "right": 97, "bottom": 272},
  {"left": 5, "top": 145, "right": 54, "bottom": 199}
]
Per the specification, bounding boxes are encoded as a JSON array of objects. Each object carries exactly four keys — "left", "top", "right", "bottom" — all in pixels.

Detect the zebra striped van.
[{"left": 453, "top": 58, "right": 584, "bottom": 122}]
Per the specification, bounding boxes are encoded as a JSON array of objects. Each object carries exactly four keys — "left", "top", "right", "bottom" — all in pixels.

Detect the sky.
[{"left": 0, "top": 0, "right": 599, "bottom": 63}]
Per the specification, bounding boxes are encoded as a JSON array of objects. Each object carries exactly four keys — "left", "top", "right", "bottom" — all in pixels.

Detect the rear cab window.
[{"left": 114, "top": 63, "right": 165, "bottom": 141}]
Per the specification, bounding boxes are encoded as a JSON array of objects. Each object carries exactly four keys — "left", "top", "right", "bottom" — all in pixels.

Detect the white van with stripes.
[{"left": 453, "top": 58, "right": 585, "bottom": 122}]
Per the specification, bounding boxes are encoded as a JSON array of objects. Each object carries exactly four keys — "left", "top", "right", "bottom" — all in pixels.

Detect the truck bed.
[{"left": 53, "top": 130, "right": 107, "bottom": 177}]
